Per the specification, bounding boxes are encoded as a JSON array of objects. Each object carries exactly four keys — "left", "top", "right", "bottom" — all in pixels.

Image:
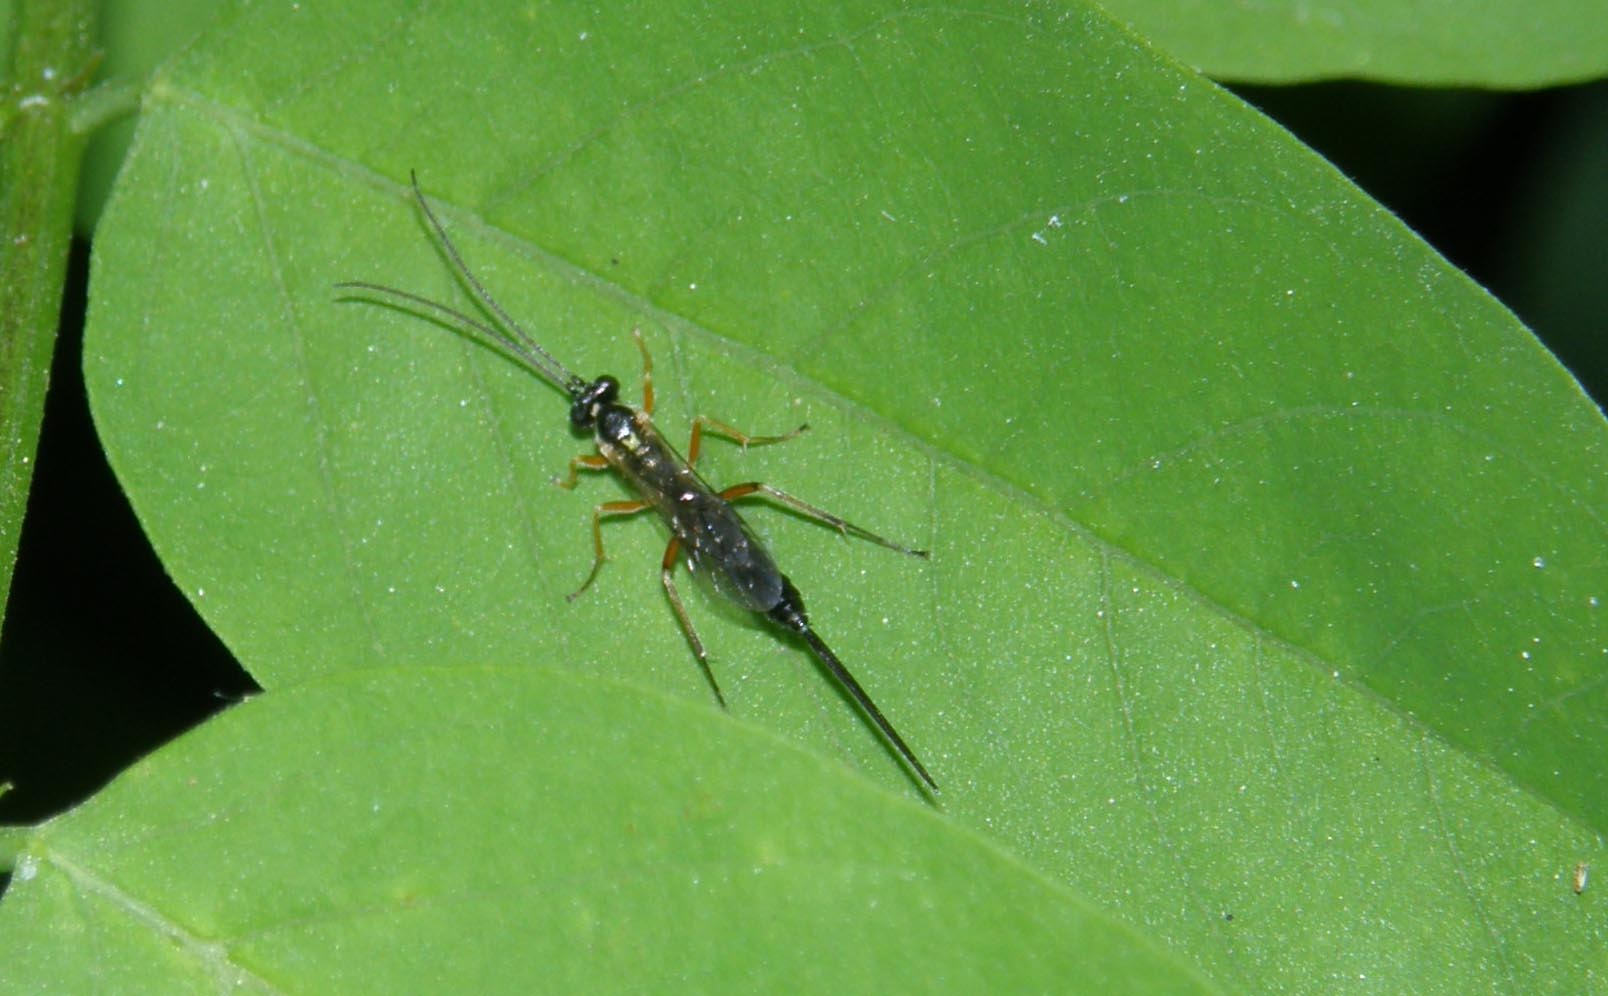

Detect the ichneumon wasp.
[{"left": 338, "top": 173, "right": 937, "bottom": 792}]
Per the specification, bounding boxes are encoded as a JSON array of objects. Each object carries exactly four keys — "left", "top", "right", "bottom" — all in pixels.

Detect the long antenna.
[{"left": 335, "top": 171, "right": 587, "bottom": 398}]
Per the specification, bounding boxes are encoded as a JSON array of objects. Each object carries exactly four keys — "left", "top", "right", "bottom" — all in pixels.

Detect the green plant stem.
[{"left": 0, "top": 0, "right": 98, "bottom": 613}]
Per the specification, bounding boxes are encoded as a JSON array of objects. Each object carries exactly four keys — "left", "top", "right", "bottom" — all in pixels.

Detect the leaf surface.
[
  {"left": 50, "top": 1, "right": 1608, "bottom": 990},
  {"left": 1, "top": 667, "right": 1208, "bottom": 993}
]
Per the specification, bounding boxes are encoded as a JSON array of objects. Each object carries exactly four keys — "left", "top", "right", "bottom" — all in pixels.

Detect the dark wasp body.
[{"left": 340, "top": 173, "right": 937, "bottom": 792}]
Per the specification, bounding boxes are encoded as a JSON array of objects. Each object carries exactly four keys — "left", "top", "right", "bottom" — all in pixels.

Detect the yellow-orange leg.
[
  {"left": 658, "top": 535, "right": 726, "bottom": 706},
  {"left": 718, "top": 482, "right": 928, "bottom": 558},
  {"left": 688, "top": 416, "right": 808, "bottom": 465},
  {"left": 566, "top": 499, "right": 650, "bottom": 601},
  {"left": 556, "top": 452, "right": 610, "bottom": 490},
  {"left": 631, "top": 328, "right": 656, "bottom": 415},
  {"left": 631, "top": 328, "right": 808, "bottom": 464}
]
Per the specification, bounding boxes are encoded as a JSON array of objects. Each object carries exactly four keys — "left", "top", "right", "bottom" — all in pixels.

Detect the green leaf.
[
  {"left": 1, "top": 667, "right": 1210, "bottom": 993},
  {"left": 1096, "top": 0, "right": 1608, "bottom": 87},
  {"left": 59, "top": 0, "right": 1608, "bottom": 991}
]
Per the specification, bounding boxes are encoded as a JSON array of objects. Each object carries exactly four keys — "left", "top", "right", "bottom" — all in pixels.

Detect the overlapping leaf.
[{"left": 5, "top": 1, "right": 1604, "bottom": 991}]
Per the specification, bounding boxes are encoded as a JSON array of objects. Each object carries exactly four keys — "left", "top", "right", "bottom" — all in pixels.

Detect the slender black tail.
[
  {"left": 797, "top": 626, "right": 938, "bottom": 792},
  {"left": 768, "top": 587, "right": 937, "bottom": 793}
]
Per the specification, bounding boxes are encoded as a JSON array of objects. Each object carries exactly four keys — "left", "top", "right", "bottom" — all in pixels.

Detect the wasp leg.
[
  {"left": 719, "top": 482, "right": 928, "bottom": 558},
  {"left": 660, "top": 535, "right": 726, "bottom": 707},
  {"left": 629, "top": 328, "right": 809, "bottom": 456},
  {"left": 556, "top": 452, "right": 610, "bottom": 490},
  {"left": 688, "top": 416, "right": 808, "bottom": 465},
  {"left": 631, "top": 328, "right": 656, "bottom": 416},
  {"left": 568, "top": 499, "right": 650, "bottom": 601}
]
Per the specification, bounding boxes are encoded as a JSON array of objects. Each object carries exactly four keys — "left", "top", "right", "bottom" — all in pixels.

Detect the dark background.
[{"left": 2, "top": 79, "right": 1604, "bottom": 825}]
